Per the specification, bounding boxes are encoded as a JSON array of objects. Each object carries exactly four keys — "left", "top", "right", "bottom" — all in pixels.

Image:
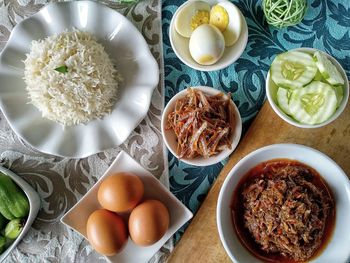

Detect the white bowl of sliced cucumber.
[{"left": 266, "top": 48, "right": 349, "bottom": 128}]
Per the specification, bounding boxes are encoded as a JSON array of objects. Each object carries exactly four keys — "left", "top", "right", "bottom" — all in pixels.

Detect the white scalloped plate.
[{"left": 0, "top": 1, "right": 159, "bottom": 158}]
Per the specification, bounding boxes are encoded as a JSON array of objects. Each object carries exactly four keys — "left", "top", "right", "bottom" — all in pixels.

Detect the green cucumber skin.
[
  {"left": 0, "top": 235, "right": 5, "bottom": 254},
  {"left": 314, "top": 51, "right": 344, "bottom": 85},
  {"left": 5, "top": 218, "right": 24, "bottom": 239},
  {"left": 333, "top": 85, "right": 344, "bottom": 106},
  {"left": 0, "top": 213, "right": 7, "bottom": 230},
  {"left": 313, "top": 70, "right": 326, "bottom": 82},
  {"left": 0, "top": 175, "right": 29, "bottom": 220}
]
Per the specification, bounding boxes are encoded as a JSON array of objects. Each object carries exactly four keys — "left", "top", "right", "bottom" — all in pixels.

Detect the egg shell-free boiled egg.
[
  {"left": 211, "top": 2, "right": 242, "bottom": 47},
  {"left": 174, "top": 1, "right": 211, "bottom": 38},
  {"left": 189, "top": 24, "right": 225, "bottom": 66}
]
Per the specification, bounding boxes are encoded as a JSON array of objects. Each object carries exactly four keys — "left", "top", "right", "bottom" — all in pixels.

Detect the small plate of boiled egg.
[
  {"left": 170, "top": 0, "right": 248, "bottom": 71},
  {"left": 61, "top": 151, "right": 193, "bottom": 263}
]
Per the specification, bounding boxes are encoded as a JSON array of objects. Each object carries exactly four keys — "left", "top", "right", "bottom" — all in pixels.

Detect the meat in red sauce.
[{"left": 231, "top": 159, "right": 335, "bottom": 262}]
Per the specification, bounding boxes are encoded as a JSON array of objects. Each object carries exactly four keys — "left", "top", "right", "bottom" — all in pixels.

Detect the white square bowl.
[
  {"left": 0, "top": 166, "right": 41, "bottom": 262},
  {"left": 61, "top": 151, "right": 193, "bottom": 263}
]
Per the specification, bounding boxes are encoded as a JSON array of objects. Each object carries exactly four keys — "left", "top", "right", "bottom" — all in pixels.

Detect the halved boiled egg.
[
  {"left": 189, "top": 24, "right": 225, "bottom": 65},
  {"left": 209, "top": 4, "right": 229, "bottom": 32},
  {"left": 210, "top": 2, "right": 242, "bottom": 47},
  {"left": 175, "top": 1, "right": 211, "bottom": 38}
]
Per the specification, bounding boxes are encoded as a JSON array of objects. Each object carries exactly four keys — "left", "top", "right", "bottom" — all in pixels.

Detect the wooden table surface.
[{"left": 167, "top": 100, "right": 350, "bottom": 263}]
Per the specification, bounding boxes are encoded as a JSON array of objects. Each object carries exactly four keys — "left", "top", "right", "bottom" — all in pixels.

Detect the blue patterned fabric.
[{"left": 162, "top": 0, "right": 350, "bottom": 240}]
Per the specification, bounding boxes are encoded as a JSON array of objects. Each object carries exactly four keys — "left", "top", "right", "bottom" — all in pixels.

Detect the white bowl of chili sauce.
[
  {"left": 161, "top": 86, "right": 242, "bottom": 166},
  {"left": 217, "top": 144, "right": 350, "bottom": 263}
]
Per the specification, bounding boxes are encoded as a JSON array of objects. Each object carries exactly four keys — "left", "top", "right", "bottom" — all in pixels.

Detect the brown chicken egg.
[
  {"left": 86, "top": 209, "right": 128, "bottom": 256},
  {"left": 128, "top": 199, "right": 170, "bottom": 246},
  {"left": 98, "top": 172, "right": 144, "bottom": 213}
]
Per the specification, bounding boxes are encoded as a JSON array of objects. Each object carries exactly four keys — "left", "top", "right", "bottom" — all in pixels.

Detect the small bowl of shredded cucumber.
[{"left": 266, "top": 48, "right": 349, "bottom": 128}]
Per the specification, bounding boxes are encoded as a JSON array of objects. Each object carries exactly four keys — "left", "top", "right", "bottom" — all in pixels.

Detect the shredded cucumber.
[
  {"left": 314, "top": 51, "right": 344, "bottom": 85},
  {"left": 289, "top": 81, "right": 337, "bottom": 124},
  {"left": 277, "top": 87, "right": 292, "bottom": 115},
  {"left": 271, "top": 51, "right": 317, "bottom": 89}
]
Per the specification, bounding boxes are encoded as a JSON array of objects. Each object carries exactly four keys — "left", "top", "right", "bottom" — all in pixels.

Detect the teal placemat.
[{"left": 162, "top": 0, "right": 350, "bottom": 240}]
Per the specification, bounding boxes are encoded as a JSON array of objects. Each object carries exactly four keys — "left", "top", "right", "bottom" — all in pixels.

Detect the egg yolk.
[
  {"left": 210, "top": 5, "right": 229, "bottom": 32},
  {"left": 198, "top": 55, "right": 215, "bottom": 64},
  {"left": 191, "top": 10, "right": 210, "bottom": 31}
]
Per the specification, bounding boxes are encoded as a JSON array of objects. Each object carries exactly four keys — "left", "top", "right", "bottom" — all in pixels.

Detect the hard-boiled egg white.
[
  {"left": 210, "top": 2, "right": 242, "bottom": 47},
  {"left": 189, "top": 24, "right": 225, "bottom": 65},
  {"left": 174, "top": 1, "right": 211, "bottom": 38}
]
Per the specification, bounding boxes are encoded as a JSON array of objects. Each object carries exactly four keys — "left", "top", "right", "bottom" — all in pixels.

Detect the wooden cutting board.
[{"left": 167, "top": 100, "right": 350, "bottom": 263}]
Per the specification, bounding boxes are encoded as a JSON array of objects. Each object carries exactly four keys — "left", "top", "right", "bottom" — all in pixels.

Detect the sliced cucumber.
[
  {"left": 277, "top": 87, "right": 292, "bottom": 115},
  {"left": 314, "top": 51, "right": 344, "bottom": 85},
  {"left": 333, "top": 85, "right": 344, "bottom": 107},
  {"left": 271, "top": 51, "right": 317, "bottom": 89},
  {"left": 289, "top": 81, "right": 337, "bottom": 125},
  {"left": 313, "top": 70, "right": 326, "bottom": 82}
]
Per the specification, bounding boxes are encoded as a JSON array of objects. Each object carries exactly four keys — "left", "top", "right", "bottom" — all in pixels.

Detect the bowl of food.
[
  {"left": 61, "top": 151, "right": 192, "bottom": 263},
  {"left": 169, "top": 0, "right": 248, "bottom": 71},
  {"left": 217, "top": 144, "right": 350, "bottom": 263},
  {"left": 266, "top": 48, "right": 349, "bottom": 128},
  {"left": 0, "top": 1, "right": 159, "bottom": 158},
  {"left": 161, "top": 86, "right": 242, "bottom": 166},
  {"left": 0, "top": 166, "right": 40, "bottom": 262}
]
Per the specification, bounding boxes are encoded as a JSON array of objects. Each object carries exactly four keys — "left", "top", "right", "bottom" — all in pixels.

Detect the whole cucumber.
[{"left": 0, "top": 174, "right": 30, "bottom": 220}]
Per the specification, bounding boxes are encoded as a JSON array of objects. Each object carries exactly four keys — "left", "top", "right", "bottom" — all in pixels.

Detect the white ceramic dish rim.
[
  {"left": 169, "top": 0, "right": 248, "bottom": 72},
  {"left": 266, "top": 47, "right": 349, "bottom": 129},
  {"left": 61, "top": 150, "right": 193, "bottom": 263},
  {"left": 161, "top": 86, "right": 242, "bottom": 166},
  {"left": 0, "top": 166, "right": 41, "bottom": 262},
  {"left": 0, "top": 1, "right": 159, "bottom": 158},
  {"left": 216, "top": 143, "right": 350, "bottom": 263}
]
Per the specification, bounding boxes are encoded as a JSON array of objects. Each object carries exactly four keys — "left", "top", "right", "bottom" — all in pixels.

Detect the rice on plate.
[{"left": 24, "top": 31, "right": 121, "bottom": 126}]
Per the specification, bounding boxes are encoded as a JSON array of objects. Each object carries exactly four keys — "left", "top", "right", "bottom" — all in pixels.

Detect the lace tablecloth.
[{"left": 0, "top": 0, "right": 169, "bottom": 262}]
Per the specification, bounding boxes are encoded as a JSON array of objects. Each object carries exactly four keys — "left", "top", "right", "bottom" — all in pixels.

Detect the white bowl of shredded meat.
[
  {"left": 161, "top": 86, "right": 242, "bottom": 166},
  {"left": 217, "top": 144, "right": 350, "bottom": 263}
]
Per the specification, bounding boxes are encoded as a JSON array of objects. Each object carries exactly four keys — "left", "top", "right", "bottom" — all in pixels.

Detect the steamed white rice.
[{"left": 24, "top": 31, "right": 120, "bottom": 126}]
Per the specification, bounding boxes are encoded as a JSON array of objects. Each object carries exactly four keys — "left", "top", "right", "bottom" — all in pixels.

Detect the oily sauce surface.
[{"left": 231, "top": 159, "right": 335, "bottom": 263}]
